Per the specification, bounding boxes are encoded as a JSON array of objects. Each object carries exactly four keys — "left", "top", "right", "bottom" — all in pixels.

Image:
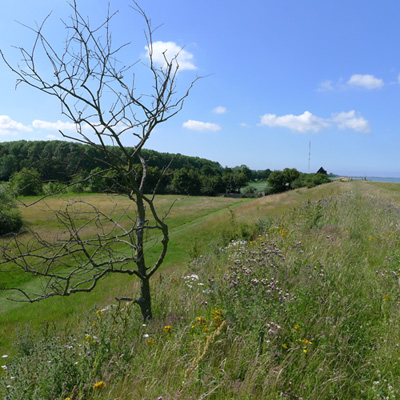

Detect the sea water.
[{"left": 351, "top": 177, "right": 400, "bottom": 184}]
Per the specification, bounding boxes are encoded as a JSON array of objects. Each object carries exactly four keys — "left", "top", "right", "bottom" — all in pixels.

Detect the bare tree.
[{"left": 0, "top": 1, "right": 198, "bottom": 320}]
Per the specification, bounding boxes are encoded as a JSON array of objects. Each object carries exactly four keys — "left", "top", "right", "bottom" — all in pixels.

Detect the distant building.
[{"left": 317, "top": 167, "right": 327, "bottom": 175}]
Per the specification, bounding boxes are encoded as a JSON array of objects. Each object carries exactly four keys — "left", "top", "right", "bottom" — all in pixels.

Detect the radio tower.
[{"left": 308, "top": 141, "right": 311, "bottom": 172}]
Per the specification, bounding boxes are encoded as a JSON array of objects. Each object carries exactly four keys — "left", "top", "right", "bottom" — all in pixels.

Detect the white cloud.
[
  {"left": 331, "top": 110, "right": 371, "bottom": 133},
  {"left": 32, "top": 120, "right": 78, "bottom": 131},
  {"left": 145, "top": 41, "right": 196, "bottom": 71},
  {"left": 213, "top": 106, "right": 227, "bottom": 114},
  {"left": 347, "top": 74, "right": 383, "bottom": 89},
  {"left": 259, "top": 110, "right": 370, "bottom": 134},
  {"left": 0, "top": 115, "right": 32, "bottom": 135},
  {"left": 46, "top": 134, "right": 58, "bottom": 139},
  {"left": 240, "top": 122, "right": 250, "bottom": 127},
  {"left": 259, "top": 111, "right": 329, "bottom": 133},
  {"left": 317, "top": 80, "right": 334, "bottom": 92},
  {"left": 183, "top": 120, "right": 221, "bottom": 132}
]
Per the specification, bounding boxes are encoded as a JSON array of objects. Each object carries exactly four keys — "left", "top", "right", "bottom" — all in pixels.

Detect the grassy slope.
[
  {"left": 2, "top": 180, "right": 400, "bottom": 399},
  {"left": 0, "top": 183, "right": 348, "bottom": 352},
  {"left": 0, "top": 194, "right": 250, "bottom": 351}
]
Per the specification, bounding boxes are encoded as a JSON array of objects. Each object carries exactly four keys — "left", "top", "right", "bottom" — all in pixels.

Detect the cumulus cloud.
[
  {"left": 347, "top": 74, "right": 383, "bottom": 89},
  {"left": 331, "top": 110, "right": 371, "bottom": 133},
  {"left": 259, "top": 110, "right": 370, "bottom": 134},
  {"left": 213, "top": 106, "right": 227, "bottom": 114},
  {"left": 145, "top": 41, "right": 196, "bottom": 71},
  {"left": 32, "top": 119, "right": 78, "bottom": 131},
  {"left": 183, "top": 120, "right": 221, "bottom": 132},
  {"left": 259, "top": 111, "right": 329, "bottom": 133},
  {"left": 0, "top": 115, "right": 32, "bottom": 135}
]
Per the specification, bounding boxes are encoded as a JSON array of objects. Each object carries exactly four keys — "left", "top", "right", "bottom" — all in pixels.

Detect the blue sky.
[{"left": 1, "top": 0, "right": 400, "bottom": 177}]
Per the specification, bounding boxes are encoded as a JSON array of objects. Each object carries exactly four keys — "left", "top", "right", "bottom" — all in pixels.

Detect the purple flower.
[{"left": 87, "top": 351, "right": 92, "bottom": 355}]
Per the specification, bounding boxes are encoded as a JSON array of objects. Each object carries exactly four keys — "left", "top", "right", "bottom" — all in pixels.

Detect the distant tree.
[
  {"left": 267, "top": 170, "right": 287, "bottom": 193},
  {"left": 200, "top": 175, "right": 224, "bottom": 196},
  {"left": 171, "top": 168, "right": 201, "bottom": 195},
  {"left": 0, "top": 154, "right": 17, "bottom": 181},
  {"left": 283, "top": 168, "right": 300, "bottom": 189},
  {"left": 10, "top": 167, "right": 43, "bottom": 196},
  {"left": 0, "top": 185, "right": 23, "bottom": 236},
  {"left": 223, "top": 171, "right": 248, "bottom": 193},
  {"left": 0, "top": 1, "right": 198, "bottom": 320}
]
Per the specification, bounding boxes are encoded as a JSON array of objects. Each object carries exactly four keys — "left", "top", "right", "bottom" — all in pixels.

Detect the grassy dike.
[{"left": 2, "top": 180, "right": 400, "bottom": 399}]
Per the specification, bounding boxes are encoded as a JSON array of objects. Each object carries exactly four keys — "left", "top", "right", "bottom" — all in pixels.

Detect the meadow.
[{"left": 1, "top": 180, "right": 400, "bottom": 399}]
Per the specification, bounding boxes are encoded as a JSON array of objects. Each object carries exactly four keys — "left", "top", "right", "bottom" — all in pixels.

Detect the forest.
[{"left": 0, "top": 140, "right": 330, "bottom": 197}]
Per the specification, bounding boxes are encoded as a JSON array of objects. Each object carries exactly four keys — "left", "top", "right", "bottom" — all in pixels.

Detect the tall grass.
[{"left": 2, "top": 182, "right": 400, "bottom": 398}]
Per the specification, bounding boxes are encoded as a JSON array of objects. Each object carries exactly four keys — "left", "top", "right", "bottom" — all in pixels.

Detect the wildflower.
[
  {"left": 96, "top": 310, "right": 103, "bottom": 316},
  {"left": 158, "top": 397, "right": 163, "bottom": 400},
  {"left": 87, "top": 351, "right": 92, "bottom": 355},
  {"left": 147, "top": 338, "right": 156, "bottom": 346},
  {"left": 383, "top": 294, "right": 391, "bottom": 302},
  {"left": 93, "top": 381, "right": 106, "bottom": 390},
  {"left": 143, "top": 333, "right": 149, "bottom": 338},
  {"left": 282, "top": 343, "right": 287, "bottom": 349},
  {"left": 294, "top": 324, "right": 300, "bottom": 332},
  {"left": 85, "top": 334, "right": 91, "bottom": 345},
  {"left": 298, "top": 338, "right": 312, "bottom": 345},
  {"left": 1, "top": 355, "right": 8, "bottom": 358},
  {"left": 196, "top": 317, "right": 207, "bottom": 325},
  {"left": 164, "top": 325, "right": 173, "bottom": 334}
]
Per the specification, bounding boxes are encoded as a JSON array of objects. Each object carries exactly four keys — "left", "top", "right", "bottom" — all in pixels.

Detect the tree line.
[{"left": 0, "top": 140, "right": 274, "bottom": 196}]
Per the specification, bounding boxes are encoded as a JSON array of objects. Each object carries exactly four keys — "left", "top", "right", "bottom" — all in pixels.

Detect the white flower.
[
  {"left": 1, "top": 355, "right": 8, "bottom": 358},
  {"left": 183, "top": 274, "right": 199, "bottom": 281},
  {"left": 1, "top": 365, "right": 7, "bottom": 370},
  {"left": 143, "top": 334, "right": 149, "bottom": 338}
]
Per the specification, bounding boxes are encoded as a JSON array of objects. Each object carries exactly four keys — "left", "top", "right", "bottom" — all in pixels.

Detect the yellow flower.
[
  {"left": 211, "top": 308, "right": 223, "bottom": 317},
  {"left": 164, "top": 325, "right": 173, "bottom": 334},
  {"left": 282, "top": 343, "right": 287, "bottom": 349},
  {"left": 196, "top": 317, "right": 207, "bottom": 325},
  {"left": 93, "top": 381, "right": 106, "bottom": 390},
  {"left": 383, "top": 294, "right": 391, "bottom": 302},
  {"left": 96, "top": 310, "right": 103, "bottom": 317},
  {"left": 303, "top": 349, "right": 307, "bottom": 354},
  {"left": 294, "top": 324, "right": 300, "bottom": 332},
  {"left": 85, "top": 334, "right": 91, "bottom": 345},
  {"left": 147, "top": 338, "right": 156, "bottom": 346}
]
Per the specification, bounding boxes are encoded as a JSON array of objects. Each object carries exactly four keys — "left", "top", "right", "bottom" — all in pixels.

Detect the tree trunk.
[
  {"left": 135, "top": 193, "right": 152, "bottom": 320},
  {"left": 138, "top": 277, "right": 152, "bottom": 320}
]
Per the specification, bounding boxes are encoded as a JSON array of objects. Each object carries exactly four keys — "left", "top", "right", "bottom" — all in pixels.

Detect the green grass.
[
  {"left": 2, "top": 180, "right": 400, "bottom": 398},
  {"left": 245, "top": 180, "right": 269, "bottom": 192}
]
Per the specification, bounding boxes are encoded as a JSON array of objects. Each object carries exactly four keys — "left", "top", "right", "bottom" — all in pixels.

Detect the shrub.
[
  {"left": 10, "top": 167, "right": 43, "bottom": 196},
  {"left": 0, "top": 184, "right": 23, "bottom": 235}
]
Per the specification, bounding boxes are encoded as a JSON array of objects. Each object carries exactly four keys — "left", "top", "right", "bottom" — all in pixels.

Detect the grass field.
[{"left": 2, "top": 180, "right": 400, "bottom": 399}]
